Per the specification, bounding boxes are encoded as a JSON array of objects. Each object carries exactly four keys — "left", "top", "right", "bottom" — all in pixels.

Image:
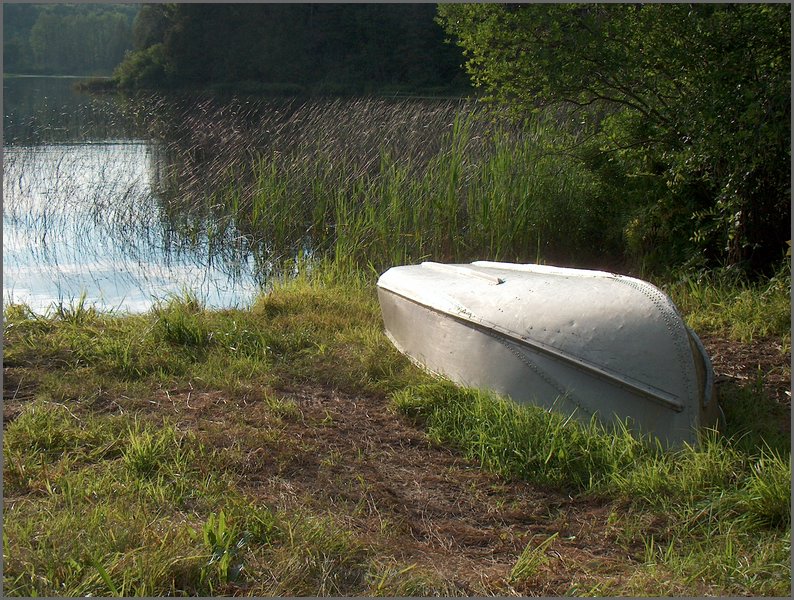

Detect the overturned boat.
[{"left": 377, "top": 261, "right": 721, "bottom": 447}]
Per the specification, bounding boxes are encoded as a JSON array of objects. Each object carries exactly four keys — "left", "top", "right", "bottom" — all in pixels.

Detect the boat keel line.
[{"left": 382, "top": 288, "right": 686, "bottom": 413}]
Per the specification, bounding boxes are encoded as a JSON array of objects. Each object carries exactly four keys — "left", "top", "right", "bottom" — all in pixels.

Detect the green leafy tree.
[
  {"left": 438, "top": 3, "right": 790, "bottom": 274},
  {"left": 132, "top": 3, "right": 174, "bottom": 51},
  {"left": 17, "top": 4, "right": 138, "bottom": 75}
]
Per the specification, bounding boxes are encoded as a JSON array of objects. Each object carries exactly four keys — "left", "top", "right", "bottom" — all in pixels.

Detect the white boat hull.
[{"left": 377, "top": 261, "right": 721, "bottom": 447}]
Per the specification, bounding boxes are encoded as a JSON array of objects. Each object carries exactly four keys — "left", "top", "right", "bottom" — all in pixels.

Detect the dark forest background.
[
  {"left": 120, "top": 3, "right": 469, "bottom": 94},
  {"left": 4, "top": 3, "right": 470, "bottom": 95}
]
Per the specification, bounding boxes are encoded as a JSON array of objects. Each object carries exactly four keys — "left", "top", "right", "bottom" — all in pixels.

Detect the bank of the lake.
[
  {"left": 5, "top": 77, "right": 789, "bottom": 318},
  {"left": 3, "top": 265, "right": 790, "bottom": 597}
]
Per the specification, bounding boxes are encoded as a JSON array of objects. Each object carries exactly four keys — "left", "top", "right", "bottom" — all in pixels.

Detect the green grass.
[
  {"left": 509, "top": 533, "right": 559, "bottom": 584},
  {"left": 2, "top": 396, "right": 443, "bottom": 596},
  {"left": 391, "top": 381, "right": 648, "bottom": 491},
  {"left": 2, "top": 272, "right": 440, "bottom": 596},
  {"left": 3, "top": 268, "right": 790, "bottom": 596},
  {"left": 664, "top": 263, "right": 791, "bottom": 343}
]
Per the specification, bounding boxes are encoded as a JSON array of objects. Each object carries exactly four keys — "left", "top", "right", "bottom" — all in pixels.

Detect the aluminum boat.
[{"left": 377, "top": 261, "right": 721, "bottom": 447}]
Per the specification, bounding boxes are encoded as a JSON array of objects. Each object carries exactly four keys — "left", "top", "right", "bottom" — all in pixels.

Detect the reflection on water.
[
  {"left": 3, "top": 77, "right": 262, "bottom": 314},
  {"left": 3, "top": 76, "right": 138, "bottom": 144},
  {"left": 3, "top": 142, "right": 261, "bottom": 313}
]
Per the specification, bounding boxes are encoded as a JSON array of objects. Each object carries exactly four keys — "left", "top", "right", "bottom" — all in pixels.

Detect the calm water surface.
[{"left": 3, "top": 77, "right": 261, "bottom": 313}]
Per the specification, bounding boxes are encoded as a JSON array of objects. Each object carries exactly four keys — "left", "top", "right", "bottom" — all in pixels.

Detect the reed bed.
[
  {"left": 238, "top": 100, "right": 609, "bottom": 271},
  {"left": 9, "top": 92, "right": 788, "bottom": 307},
  {"left": 116, "top": 95, "right": 614, "bottom": 274},
  {"left": 2, "top": 93, "right": 657, "bottom": 302}
]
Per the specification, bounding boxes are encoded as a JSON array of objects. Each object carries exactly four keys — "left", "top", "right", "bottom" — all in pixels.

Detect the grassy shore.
[{"left": 3, "top": 263, "right": 790, "bottom": 596}]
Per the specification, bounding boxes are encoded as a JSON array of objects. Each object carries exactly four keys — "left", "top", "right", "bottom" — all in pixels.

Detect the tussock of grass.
[
  {"left": 153, "top": 292, "right": 214, "bottom": 349},
  {"left": 122, "top": 419, "right": 194, "bottom": 479},
  {"left": 392, "top": 381, "right": 648, "bottom": 491},
  {"left": 741, "top": 448, "right": 792, "bottom": 529},
  {"left": 608, "top": 432, "right": 746, "bottom": 507},
  {"left": 50, "top": 292, "right": 102, "bottom": 325},
  {"left": 366, "top": 559, "right": 461, "bottom": 597},
  {"left": 631, "top": 525, "right": 791, "bottom": 596},
  {"left": 260, "top": 513, "right": 370, "bottom": 596},
  {"left": 509, "top": 532, "right": 559, "bottom": 584},
  {"left": 665, "top": 264, "right": 791, "bottom": 342},
  {"left": 262, "top": 393, "right": 302, "bottom": 422}
]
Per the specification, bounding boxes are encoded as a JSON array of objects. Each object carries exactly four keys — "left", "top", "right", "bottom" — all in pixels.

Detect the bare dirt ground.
[
  {"left": 152, "top": 382, "right": 637, "bottom": 595},
  {"left": 701, "top": 334, "right": 791, "bottom": 406},
  {"left": 3, "top": 334, "right": 790, "bottom": 595}
]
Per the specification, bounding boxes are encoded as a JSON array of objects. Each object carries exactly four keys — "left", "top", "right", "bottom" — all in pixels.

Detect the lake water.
[{"left": 3, "top": 77, "right": 262, "bottom": 314}]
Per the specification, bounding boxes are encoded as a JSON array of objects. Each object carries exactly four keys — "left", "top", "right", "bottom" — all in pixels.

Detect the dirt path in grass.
[{"left": 163, "top": 382, "right": 635, "bottom": 596}]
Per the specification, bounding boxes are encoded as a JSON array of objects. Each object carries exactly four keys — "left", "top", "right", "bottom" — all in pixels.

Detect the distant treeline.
[
  {"left": 3, "top": 3, "right": 139, "bottom": 76},
  {"left": 114, "top": 4, "right": 470, "bottom": 95}
]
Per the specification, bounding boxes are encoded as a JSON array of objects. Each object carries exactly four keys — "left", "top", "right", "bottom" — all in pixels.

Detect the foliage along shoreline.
[
  {"left": 6, "top": 4, "right": 789, "bottom": 278},
  {"left": 436, "top": 4, "right": 791, "bottom": 277}
]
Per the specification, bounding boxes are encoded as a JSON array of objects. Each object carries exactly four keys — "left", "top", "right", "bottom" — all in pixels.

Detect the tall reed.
[
  {"left": 136, "top": 96, "right": 612, "bottom": 275},
  {"left": 8, "top": 94, "right": 619, "bottom": 294}
]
